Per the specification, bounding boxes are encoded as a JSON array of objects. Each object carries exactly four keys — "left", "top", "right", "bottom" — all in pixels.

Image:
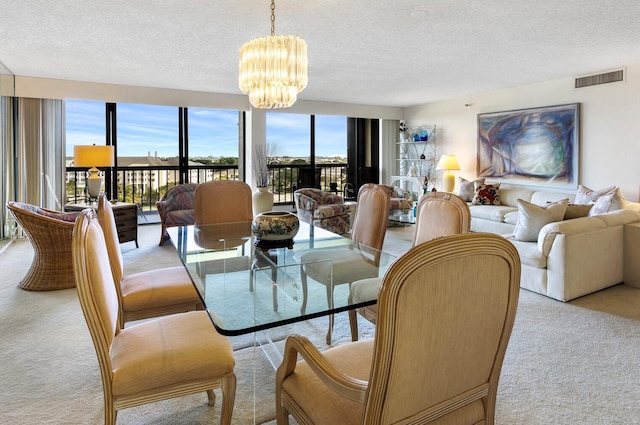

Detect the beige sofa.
[{"left": 466, "top": 185, "right": 640, "bottom": 301}]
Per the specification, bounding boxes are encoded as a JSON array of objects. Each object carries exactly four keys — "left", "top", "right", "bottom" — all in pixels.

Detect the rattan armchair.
[{"left": 6, "top": 201, "right": 79, "bottom": 290}]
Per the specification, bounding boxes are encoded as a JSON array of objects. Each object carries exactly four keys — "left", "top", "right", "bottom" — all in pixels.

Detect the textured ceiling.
[{"left": 1, "top": 0, "right": 640, "bottom": 107}]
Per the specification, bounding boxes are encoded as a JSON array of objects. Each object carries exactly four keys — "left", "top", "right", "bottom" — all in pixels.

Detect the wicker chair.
[{"left": 6, "top": 201, "right": 79, "bottom": 291}]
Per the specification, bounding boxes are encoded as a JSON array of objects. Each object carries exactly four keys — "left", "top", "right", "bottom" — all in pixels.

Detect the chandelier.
[{"left": 239, "top": 0, "right": 308, "bottom": 109}]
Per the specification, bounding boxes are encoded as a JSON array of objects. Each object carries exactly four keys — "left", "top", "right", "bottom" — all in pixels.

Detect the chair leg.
[
  {"left": 325, "top": 284, "right": 334, "bottom": 345},
  {"left": 220, "top": 374, "right": 237, "bottom": 425},
  {"left": 300, "top": 265, "right": 308, "bottom": 315},
  {"left": 207, "top": 389, "right": 216, "bottom": 407},
  {"left": 104, "top": 398, "right": 116, "bottom": 425},
  {"left": 348, "top": 309, "right": 359, "bottom": 342}
]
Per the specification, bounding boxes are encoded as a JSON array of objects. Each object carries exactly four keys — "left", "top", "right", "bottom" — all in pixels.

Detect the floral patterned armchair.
[
  {"left": 156, "top": 183, "right": 199, "bottom": 245},
  {"left": 294, "top": 188, "right": 356, "bottom": 235}
]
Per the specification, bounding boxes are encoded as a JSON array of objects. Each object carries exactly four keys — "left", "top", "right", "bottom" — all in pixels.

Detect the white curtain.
[{"left": 15, "top": 97, "right": 65, "bottom": 209}]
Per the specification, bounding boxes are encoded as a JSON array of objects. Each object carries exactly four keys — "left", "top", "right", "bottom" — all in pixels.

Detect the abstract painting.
[{"left": 477, "top": 103, "right": 580, "bottom": 189}]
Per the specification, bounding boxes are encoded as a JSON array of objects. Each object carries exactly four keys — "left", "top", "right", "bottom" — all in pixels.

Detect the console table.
[{"left": 65, "top": 202, "right": 138, "bottom": 247}]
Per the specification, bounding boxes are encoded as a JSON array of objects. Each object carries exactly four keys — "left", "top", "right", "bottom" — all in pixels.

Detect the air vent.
[{"left": 575, "top": 69, "right": 624, "bottom": 89}]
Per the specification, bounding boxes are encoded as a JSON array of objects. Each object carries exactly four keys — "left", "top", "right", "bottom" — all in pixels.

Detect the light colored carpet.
[{"left": 2, "top": 223, "right": 640, "bottom": 424}]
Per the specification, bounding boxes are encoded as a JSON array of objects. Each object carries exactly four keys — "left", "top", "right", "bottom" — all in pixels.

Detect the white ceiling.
[{"left": 1, "top": 0, "right": 640, "bottom": 107}]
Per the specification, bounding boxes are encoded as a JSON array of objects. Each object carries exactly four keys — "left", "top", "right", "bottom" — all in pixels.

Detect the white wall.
[{"left": 401, "top": 63, "right": 640, "bottom": 201}]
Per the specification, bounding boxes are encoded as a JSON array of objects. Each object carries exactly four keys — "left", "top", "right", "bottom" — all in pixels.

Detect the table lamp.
[
  {"left": 74, "top": 144, "right": 114, "bottom": 199},
  {"left": 436, "top": 154, "right": 461, "bottom": 192}
]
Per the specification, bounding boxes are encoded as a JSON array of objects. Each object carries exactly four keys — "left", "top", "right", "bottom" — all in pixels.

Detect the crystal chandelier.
[{"left": 239, "top": 0, "right": 308, "bottom": 109}]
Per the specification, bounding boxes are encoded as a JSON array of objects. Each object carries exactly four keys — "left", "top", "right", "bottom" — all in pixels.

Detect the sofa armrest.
[{"left": 537, "top": 217, "right": 606, "bottom": 256}]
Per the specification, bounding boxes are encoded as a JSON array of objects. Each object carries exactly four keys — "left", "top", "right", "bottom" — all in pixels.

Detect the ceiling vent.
[{"left": 575, "top": 69, "right": 624, "bottom": 89}]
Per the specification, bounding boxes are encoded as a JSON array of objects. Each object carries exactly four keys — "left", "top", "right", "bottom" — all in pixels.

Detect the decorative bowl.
[{"left": 252, "top": 211, "right": 300, "bottom": 248}]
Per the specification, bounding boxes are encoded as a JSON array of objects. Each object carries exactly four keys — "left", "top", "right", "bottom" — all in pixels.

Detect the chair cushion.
[
  {"left": 302, "top": 249, "right": 380, "bottom": 285},
  {"left": 121, "top": 266, "right": 200, "bottom": 312},
  {"left": 164, "top": 209, "right": 195, "bottom": 226},
  {"left": 110, "top": 311, "right": 234, "bottom": 397},
  {"left": 281, "top": 340, "right": 373, "bottom": 424},
  {"left": 313, "top": 203, "right": 352, "bottom": 219}
]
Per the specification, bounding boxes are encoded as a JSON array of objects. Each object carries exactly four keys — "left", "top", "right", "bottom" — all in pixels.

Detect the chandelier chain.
[{"left": 270, "top": 0, "right": 276, "bottom": 36}]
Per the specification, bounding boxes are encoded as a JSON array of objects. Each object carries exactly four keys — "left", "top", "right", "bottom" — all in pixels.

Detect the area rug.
[{"left": 2, "top": 224, "right": 640, "bottom": 424}]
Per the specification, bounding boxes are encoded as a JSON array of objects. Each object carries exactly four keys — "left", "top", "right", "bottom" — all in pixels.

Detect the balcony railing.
[{"left": 65, "top": 163, "right": 350, "bottom": 220}]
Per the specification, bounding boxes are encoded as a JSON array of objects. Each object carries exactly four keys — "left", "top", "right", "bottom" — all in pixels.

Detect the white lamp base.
[
  {"left": 86, "top": 167, "right": 103, "bottom": 198},
  {"left": 442, "top": 172, "right": 455, "bottom": 193}
]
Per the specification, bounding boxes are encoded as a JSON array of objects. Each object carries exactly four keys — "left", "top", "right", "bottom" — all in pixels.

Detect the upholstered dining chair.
[
  {"left": 72, "top": 209, "right": 236, "bottom": 425},
  {"left": 96, "top": 194, "right": 202, "bottom": 328},
  {"left": 194, "top": 180, "right": 253, "bottom": 224},
  {"left": 276, "top": 233, "right": 520, "bottom": 425},
  {"left": 348, "top": 191, "right": 471, "bottom": 340},
  {"left": 299, "top": 183, "right": 391, "bottom": 345}
]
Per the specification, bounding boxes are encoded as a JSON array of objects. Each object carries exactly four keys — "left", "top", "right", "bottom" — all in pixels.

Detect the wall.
[{"left": 402, "top": 62, "right": 640, "bottom": 201}]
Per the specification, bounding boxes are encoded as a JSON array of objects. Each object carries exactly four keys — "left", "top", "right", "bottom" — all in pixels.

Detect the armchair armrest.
[
  {"left": 295, "top": 192, "right": 318, "bottom": 212},
  {"left": 276, "top": 334, "right": 368, "bottom": 403}
]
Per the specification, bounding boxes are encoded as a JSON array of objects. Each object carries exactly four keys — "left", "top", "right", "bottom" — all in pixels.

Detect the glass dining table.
[{"left": 167, "top": 220, "right": 397, "bottom": 339}]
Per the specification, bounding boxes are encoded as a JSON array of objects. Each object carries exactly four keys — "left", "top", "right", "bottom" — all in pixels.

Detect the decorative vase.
[
  {"left": 252, "top": 211, "right": 300, "bottom": 249},
  {"left": 252, "top": 187, "right": 274, "bottom": 216}
]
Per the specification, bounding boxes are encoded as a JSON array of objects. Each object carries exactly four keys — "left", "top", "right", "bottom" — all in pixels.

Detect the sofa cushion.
[
  {"left": 471, "top": 183, "right": 501, "bottom": 205},
  {"left": 469, "top": 205, "right": 517, "bottom": 223},
  {"left": 513, "top": 198, "right": 568, "bottom": 242},
  {"left": 498, "top": 187, "right": 535, "bottom": 207},
  {"left": 504, "top": 236, "right": 547, "bottom": 268},
  {"left": 504, "top": 211, "right": 519, "bottom": 225},
  {"left": 457, "top": 177, "right": 485, "bottom": 202}
]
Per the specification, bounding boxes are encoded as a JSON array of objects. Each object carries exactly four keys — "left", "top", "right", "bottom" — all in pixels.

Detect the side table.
[
  {"left": 65, "top": 202, "right": 139, "bottom": 247},
  {"left": 624, "top": 222, "right": 640, "bottom": 288}
]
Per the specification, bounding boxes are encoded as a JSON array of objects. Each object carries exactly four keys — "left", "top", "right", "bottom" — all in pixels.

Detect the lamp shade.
[
  {"left": 436, "top": 154, "right": 461, "bottom": 171},
  {"left": 74, "top": 145, "right": 114, "bottom": 168}
]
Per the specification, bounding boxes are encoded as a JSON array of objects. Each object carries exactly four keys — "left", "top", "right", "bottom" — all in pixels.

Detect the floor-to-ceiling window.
[
  {"left": 266, "top": 112, "right": 349, "bottom": 201},
  {"left": 65, "top": 100, "right": 242, "bottom": 219}
]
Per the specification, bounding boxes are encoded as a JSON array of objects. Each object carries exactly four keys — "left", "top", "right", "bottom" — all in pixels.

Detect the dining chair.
[
  {"left": 96, "top": 194, "right": 203, "bottom": 328},
  {"left": 72, "top": 209, "right": 236, "bottom": 425},
  {"left": 299, "top": 183, "right": 390, "bottom": 345},
  {"left": 276, "top": 233, "right": 520, "bottom": 425},
  {"left": 348, "top": 191, "right": 471, "bottom": 340},
  {"left": 194, "top": 180, "right": 253, "bottom": 225}
]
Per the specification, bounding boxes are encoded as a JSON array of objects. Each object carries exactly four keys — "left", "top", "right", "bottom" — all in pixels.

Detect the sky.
[{"left": 65, "top": 100, "right": 347, "bottom": 159}]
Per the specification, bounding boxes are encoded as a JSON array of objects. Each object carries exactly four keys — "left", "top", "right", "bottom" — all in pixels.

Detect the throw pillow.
[
  {"left": 574, "top": 184, "right": 617, "bottom": 204},
  {"left": 563, "top": 203, "right": 593, "bottom": 220},
  {"left": 589, "top": 194, "right": 615, "bottom": 216},
  {"left": 513, "top": 198, "right": 568, "bottom": 242},
  {"left": 457, "top": 177, "right": 485, "bottom": 202},
  {"left": 471, "top": 183, "right": 501, "bottom": 205}
]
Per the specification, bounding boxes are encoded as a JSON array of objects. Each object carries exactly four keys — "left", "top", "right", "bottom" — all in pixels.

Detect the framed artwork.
[{"left": 477, "top": 103, "right": 580, "bottom": 189}]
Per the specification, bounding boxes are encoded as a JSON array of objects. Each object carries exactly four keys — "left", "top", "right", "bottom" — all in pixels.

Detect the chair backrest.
[
  {"left": 194, "top": 180, "right": 253, "bottom": 224},
  {"left": 159, "top": 183, "right": 199, "bottom": 211},
  {"left": 364, "top": 233, "right": 520, "bottom": 424},
  {"left": 96, "top": 195, "right": 125, "bottom": 290},
  {"left": 350, "top": 184, "right": 390, "bottom": 251},
  {"left": 412, "top": 191, "right": 471, "bottom": 246},
  {"left": 72, "top": 209, "right": 119, "bottom": 389}
]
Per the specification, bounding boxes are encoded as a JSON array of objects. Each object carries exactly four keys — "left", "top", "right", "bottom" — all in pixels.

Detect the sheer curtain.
[
  {"left": 1, "top": 97, "right": 65, "bottom": 241},
  {"left": 15, "top": 97, "right": 65, "bottom": 209}
]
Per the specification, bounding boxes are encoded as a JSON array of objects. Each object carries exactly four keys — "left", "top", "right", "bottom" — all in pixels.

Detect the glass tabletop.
[{"left": 167, "top": 221, "right": 396, "bottom": 336}]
